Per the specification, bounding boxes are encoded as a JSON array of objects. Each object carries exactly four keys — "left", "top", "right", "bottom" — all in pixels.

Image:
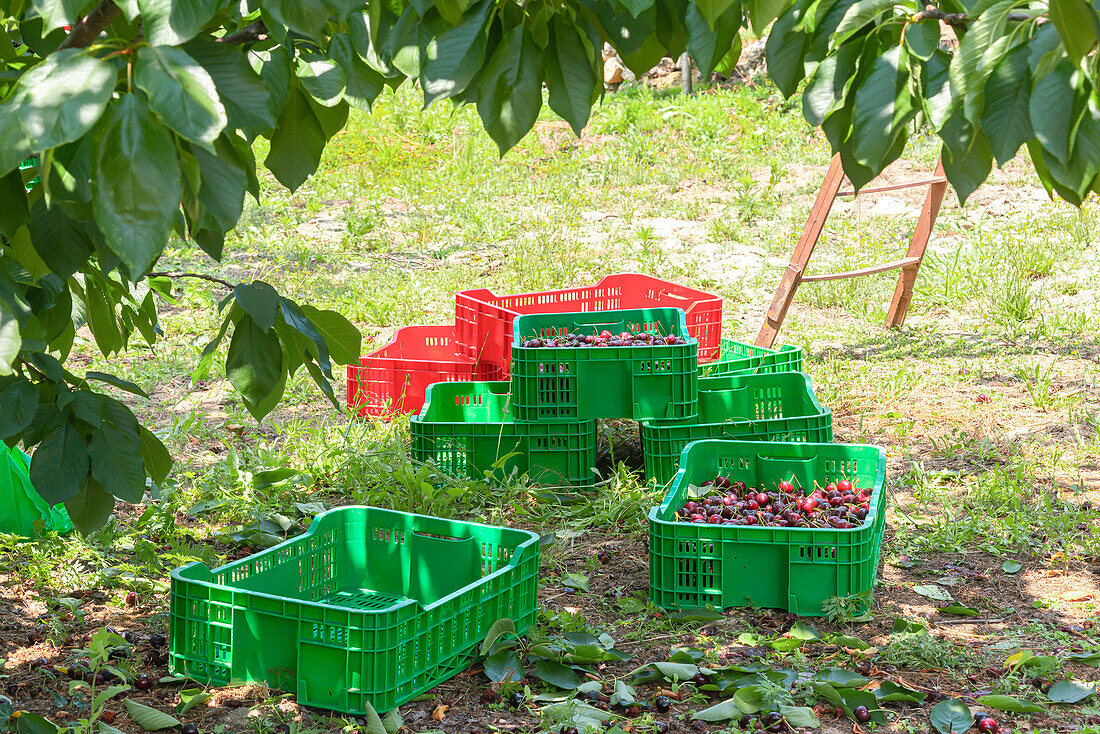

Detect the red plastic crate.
[
  {"left": 454, "top": 274, "right": 722, "bottom": 376},
  {"left": 346, "top": 325, "right": 501, "bottom": 418}
]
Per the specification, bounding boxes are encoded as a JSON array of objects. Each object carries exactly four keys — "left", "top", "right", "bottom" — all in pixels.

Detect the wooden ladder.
[{"left": 755, "top": 153, "right": 949, "bottom": 348}]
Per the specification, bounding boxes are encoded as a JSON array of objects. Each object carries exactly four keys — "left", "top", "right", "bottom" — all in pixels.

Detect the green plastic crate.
[
  {"left": 411, "top": 381, "right": 598, "bottom": 486},
  {"left": 18, "top": 157, "right": 40, "bottom": 190},
  {"left": 700, "top": 338, "right": 803, "bottom": 377},
  {"left": 169, "top": 506, "right": 539, "bottom": 714},
  {"left": 510, "top": 308, "right": 698, "bottom": 422},
  {"left": 640, "top": 372, "right": 833, "bottom": 487},
  {"left": 648, "top": 439, "right": 886, "bottom": 617}
]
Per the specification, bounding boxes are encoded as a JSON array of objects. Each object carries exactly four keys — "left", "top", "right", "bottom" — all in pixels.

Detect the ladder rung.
[
  {"left": 837, "top": 178, "right": 947, "bottom": 197},
  {"left": 801, "top": 257, "right": 922, "bottom": 283}
]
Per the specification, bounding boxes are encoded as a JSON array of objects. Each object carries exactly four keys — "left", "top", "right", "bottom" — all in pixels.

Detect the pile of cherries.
[
  {"left": 674, "top": 475, "right": 872, "bottom": 529},
  {"left": 523, "top": 329, "right": 688, "bottom": 348}
]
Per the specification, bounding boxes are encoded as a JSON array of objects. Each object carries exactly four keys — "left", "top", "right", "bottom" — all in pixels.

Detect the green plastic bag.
[{"left": 0, "top": 445, "right": 73, "bottom": 537}]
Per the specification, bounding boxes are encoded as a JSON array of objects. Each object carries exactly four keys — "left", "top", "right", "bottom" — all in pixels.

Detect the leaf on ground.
[
  {"left": 976, "top": 694, "right": 1045, "bottom": 712},
  {"left": 1059, "top": 588, "right": 1095, "bottom": 602},
  {"left": 929, "top": 698, "right": 973, "bottom": 734},
  {"left": 532, "top": 659, "right": 580, "bottom": 690},
  {"left": 939, "top": 604, "right": 980, "bottom": 616},
  {"left": 123, "top": 700, "right": 181, "bottom": 731},
  {"left": 786, "top": 621, "right": 821, "bottom": 641},
  {"left": 431, "top": 704, "right": 449, "bottom": 721},
  {"left": 875, "top": 680, "right": 927, "bottom": 703},
  {"left": 692, "top": 698, "right": 742, "bottom": 721},
  {"left": 912, "top": 584, "right": 954, "bottom": 602},
  {"left": 1002, "top": 560, "right": 1023, "bottom": 573},
  {"left": 1068, "top": 651, "right": 1100, "bottom": 666},
  {"left": 562, "top": 572, "right": 589, "bottom": 591},
  {"left": 1047, "top": 680, "right": 1097, "bottom": 703}
]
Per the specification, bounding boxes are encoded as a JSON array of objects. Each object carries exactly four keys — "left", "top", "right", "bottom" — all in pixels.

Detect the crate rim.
[
  {"left": 459, "top": 272, "right": 722, "bottom": 311},
  {"left": 641, "top": 372, "right": 830, "bottom": 429},
  {"left": 412, "top": 380, "right": 513, "bottom": 423},
  {"left": 511, "top": 306, "right": 697, "bottom": 347},
  {"left": 648, "top": 439, "right": 887, "bottom": 535},
  {"left": 170, "top": 505, "right": 541, "bottom": 614}
]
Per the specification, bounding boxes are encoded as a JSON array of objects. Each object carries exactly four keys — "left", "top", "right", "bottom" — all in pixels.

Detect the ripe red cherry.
[
  {"left": 690, "top": 514, "right": 705, "bottom": 523},
  {"left": 135, "top": 674, "right": 152, "bottom": 691},
  {"left": 746, "top": 500, "right": 759, "bottom": 511},
  {"left": 714, "top": 476, "right": 731, "bottom": 489},
  {"left": 802, "top": 498, "right": 816, "bottom": 512},
  {"left": 754, "top": 492, "right": 769, "bottom": 505},
  {"left": 853, "top": 705, "right": 871, "bottom": 723},
  {"left": 837, "top": 479, "right": 853, "bottom": 493},
  {"left": 829, "top": 496, "right": 842, "bottom": 507},
  {"left": 825, "top": 483, "right": 837, "bottom": 493},
  {"left": 778, "top": 480, "right": 794, "bottom": 493},
  {"left": 663, "top": 334, "right": 679, "bottom": 345},
  {"left": 976, "top": 717, "right": 999, "bottom": 734},
  {"left": 707, "top": 515, "right": 721, "bottom": 524}
]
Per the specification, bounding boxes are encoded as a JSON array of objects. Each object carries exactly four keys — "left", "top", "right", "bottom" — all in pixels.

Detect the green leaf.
[
  {"left": 31, "top": 0, "right": 85, "bottom": 33},
  {"left": 1068, "top": 651, "right": 1100, "bottom": 666},
  {"left": 904, "top": 18, "right": 940, "bottom": 60},
  {"left": 184, "top": 38, "right": 275, "bottom": 135},
  {"left": 264, "top": 85, "right": 326, "bottom": 192},
  {"left": 139, "top": 426, "right": 173, "bottom": 485},
  {"left": 812, "top": 668, "right": 868, "bottom": 688},
  {"left": 948, "top": 0, "right": 1018, "bottom": 123},
  {"left": 480, "top": 618, "right": 517, "bottom": 654},
  {"left": 8, "top": 48, "right": 116, "bottom": 156},
  {"left": 1049, "top": 0, "right": 1100, "bottom": 64},
  {"left": 686, "top": 0, "right": 740, "bottom": 79},
  {"left": 787, "top": 621, "right": 821, "bottom": 641},
  {"left": 92, "top": 95, "right": 182, "bottom": 276},
  {"left": 265, "top": 0, "right": 330, "bottom": 39},
  {"left": 484, "top": 649, "right": 523, "bottom": 682},
  {"left": 609, "top": 679, "right": 636, "bottom": 707},
  {"left": 14, "top": 713, "right": 60, "bottom": 734},
  {"left": 329, "top": 33, "right": 385, "bottom": 110},
  {"left": 744, "top": 0, "right": 786, "bottom": 34},
  {"left": 174, "top": 688, "right": 211, "bottom": 715},
  {"left": 929, "top": 698, "right": 973, "bottom": 734},
  {"left": 545, "top": 17, "right": 600, "bottom": 136},
  {"left": 0, "top": 378, "right": 38, "bottom": 438},
  {"left": 226, "top": 315, "right": 285, "bottom": 421},
  {"left": 134, "top": 45, "right": 227, "bottom": 147},
  {"left": 0, "top": 301, "right": 20, "bottom": 376},
  {"left": 30, "top": 421, "right": 89, "bottom": 504},
  {"left": 1030, "top": 61, "right": 1078, "bottom": 164},
  {"left": 86, "top": 400, "right": 145, "bottom": 503},
  {"left": 980, "top": 45, "right": 1032, "bottom": 166},
  {"left": 779, "top": 704, "right": 821, "bottom": 728},
  {"left": 765, "top": 1, "right": 810, "bottom": 98},
  {"left": 421, "top": 0, "right": 493, "bottom": 105},
  {"left": 84, "top": 372, "right": 149, "bottom": 399},
  {"left": 939, "top": 604, "right": 980, "bottom": 616},
  {"left": 190, "top": 135, "right": 248, "bottom": 231},
  {"left": 84, "top": 276, "right": 123, "bottom": 356},
  {"left": 693, "top": 698, "right": 742, "bottom": 721},
  {"left": 976, "top": 694, "right": 1045, "bottom": 712},
  {"left": 0, "top": 170, "right": 30, "bottom": 239},
  {"left": 911, "top": 583, "right": 953, "bottom": 603},
  {"left": 234, "top": 281, "right": 280, "bottom": 333},
  {"left": 562, "top": 572, "right": 590, "bottom": 591},
  {"left": 63, "top": 478, "right": 115, "bottom": 533},
  {"left": 851, "top": 45, "right": 907, "bottom": 171},
  {"left": 297, "top": 57, "right": 346, "bottom": 106},
  {"left": 381, "top": 708, "right": 403, "bottom": 734},
  {"left": 297, "top": 305, "right": 362, "bottom": 365},
  {"left": 123, "top": 699, "right": 182, "bottom": 731},
  {"left": 941, "top": 132, "right": 992, "bottom": 205},
  {"left": 135, "top": 0, "right": 218, "bottom": 45},
  {"left": 693, "top": 0, "right": 736, "bottom": 25},
  {"left": 834, "top": 0, "right": 898, "bottom": 44},
  {"left": 532, "top": 659, "right": 581, "bottom": 689},
  {"left": 476, "top": 26, "right": 543, "bottom": 155},
  {"left": 875, "top": 680, "right": 927, "bottom": 703},
  {"left": 1047, "top": 680, "right": 1097, "bottom": 703},
  {"left": 27, "top": 201, "right": 95, "bottom": 279}
]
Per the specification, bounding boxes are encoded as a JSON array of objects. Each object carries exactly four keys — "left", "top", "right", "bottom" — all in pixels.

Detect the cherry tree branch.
[
  {"left": 913, "top": 4, "right": 1034, "bottom": 26},
  {"left": 218, "top": 20, "right": 268, "bottom": 44},
  {"left": 58, "top": 0, "right": 121, "bottom": 50},
  {"left": 147, "top": 272, "right": 235, "bottom": 288}
]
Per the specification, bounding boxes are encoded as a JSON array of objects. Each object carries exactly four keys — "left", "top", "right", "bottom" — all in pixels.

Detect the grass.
[{"left": 3, "top": 79, "right": 1100, "bottom": 734}]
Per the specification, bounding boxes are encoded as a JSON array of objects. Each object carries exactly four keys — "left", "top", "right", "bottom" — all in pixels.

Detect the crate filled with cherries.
[
  {"left": 522, "top": 328, "right": 689, "bottom": 349},
  {"left": 674, "top": 475, "right": 872, "bottom": 529}
]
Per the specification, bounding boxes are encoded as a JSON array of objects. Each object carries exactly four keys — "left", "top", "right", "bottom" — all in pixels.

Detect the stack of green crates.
[{"left": 411, "top": 307, "right": 701, "bottom": 486}]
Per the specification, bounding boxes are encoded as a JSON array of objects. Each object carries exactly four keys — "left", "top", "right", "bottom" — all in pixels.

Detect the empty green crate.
[
  {"left": 169, "top": 506, "right": 539, "bottom": 714},
  {"left": 640, "top": 372, "right": 833, "bottom": 487},
  {"left": 700, "top": 338, "right": 803, "bottom": 377},
  {"left": 411, "top": 381, "right": 597, "bottom": 486},
  {"left": 510, "top": 308, "right": 698, "bottom": 422},
  {"left": 648, "top": 439, "right": 886, "bottom": 617}
]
